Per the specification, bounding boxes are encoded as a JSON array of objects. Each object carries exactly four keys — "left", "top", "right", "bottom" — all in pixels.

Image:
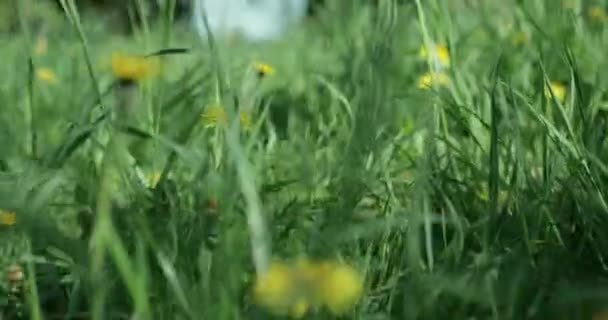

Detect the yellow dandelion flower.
[
  {"left": 36, "top": 68, "right": 57, "bottom": 84},
  {"left": 201, "top": 105, "right": 253, "bottom": 130},
  {"left": 254, "top": 62, "right": 275, "bottom": 77},
  {"left": 417, "top": 72, "right": 450, "bottom": 90},
  {"left": 588, "top": 6, "right": 608, "bottom": 23},
  {"left": 111, "top": 52, "right": 160, "bottom": 83},
  {"left": 544, "top": 81, "right": 567, "bottom": 103},
  {"left": 0, "top": 210, "right": 16, "bottom": 226},
  {"left": 316, "top": 262, "right": 364, "bottom": 315},
  {"left": 419, "top": 44, "right": 450, "bottom": 69},
  {"left": 253, "top": 261, "right": 299, "bottom": 315},
  {"left": 201, "top": 105, "right": 228, "bottom": 127},
  {"left": 34, "top": 37, "right": 48, "bottom": 56}
]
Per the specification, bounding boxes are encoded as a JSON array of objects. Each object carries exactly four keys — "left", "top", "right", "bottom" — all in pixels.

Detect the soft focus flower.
[
  {"left": 253, "top": 261, "right": 300, "bottom": 316},
  {"left": 544, "top": 81, "right": 567, "bottom": 103},
  {"left": 0, "top": 210, "right": 16, "bottom": 226},
  {"left": 417, "top": 72, "right": 450, "bottom": 89},
  {"left": 36, "top": 68, "right": 57, "bottom": 84},
  {"left": 34, "top": 36, "right": 47, "bottom": 56},
  {"left": 201, "top": 105, "right": 252, "bottom": 130},
  {"left": 111, "top": 52, "right": 160, "bottom": 83},
  {"left": 252, "top": 258, "right": 364, "bottom": 317},
  {"left": 418, "top": 43, "right": 450, "bottom": 69},
  {"left": 254, "top": 62, "right": 275, "bottom": 78},
  {"left": 316, "top": 262, "right": 364, "bottom": 315},
  {"left": 588, "top": 6, "right": 608, "bottom": 23}
]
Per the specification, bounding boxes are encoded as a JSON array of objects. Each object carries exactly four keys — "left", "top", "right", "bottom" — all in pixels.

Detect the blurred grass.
[{"left": 2, "top": 0, "right": 608, "bottom": 319}]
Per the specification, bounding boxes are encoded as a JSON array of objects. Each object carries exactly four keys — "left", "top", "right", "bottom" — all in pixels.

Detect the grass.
[{"left": 2, "top": 0, "right": 608, "bottom": 319}]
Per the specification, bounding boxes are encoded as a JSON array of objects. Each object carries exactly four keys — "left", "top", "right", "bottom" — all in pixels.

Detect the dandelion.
[
  {"left": 0, "top": 210, "right": 16, "bottom": 226},
  {"left": 252, "top": 258, "right": 364, "bottom": 317},
  {"left": 201, "top": 105, "right": 252, "bottom": 130},
  {"left": 544, "top": 81, "right": 567, "bottom": 103},
  {"left": 418, "top": 43, "right": 450, "bottom": 69},
  {"left": 111, "top": 52, "right": 160, "bottom": 84},
  {"left": 253, "top": 261, "right": 300, "bottom": 316},
  {"left": 316, "top": 262, "right": 364, "bottom": 315},
  {"left": 588, "top": 6, "right": 608, "bottom": 23},
  {"left": 254, "top": 62, "right": 275, "bottom": 78},
  {"left": 417, "top": 72, "right": 450, "bottom": 90},
  {"left": 36, "top": 68, "right": 57, "bottom": 84}
]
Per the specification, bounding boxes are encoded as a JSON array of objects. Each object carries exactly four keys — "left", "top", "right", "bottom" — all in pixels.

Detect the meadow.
[{"left": 2, "top": 0, "right": 608, "bottom": 319}]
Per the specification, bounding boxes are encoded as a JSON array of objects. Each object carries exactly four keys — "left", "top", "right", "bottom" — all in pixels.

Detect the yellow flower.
[
  {"left": 316, "top": 262, "right": 364, "bottom": 315},
  {"left": 34, "top": 37, "right": 47, "bottom": 56},
  {"left": 254, "top": 62, "right": 275, "bottom": 77},
  {"left": 253, "top": 261, "right": 299, "bottom": 316},
  {"left": 201, "top": 105, "right": 252, "bottom": 130},
  {"left": 111, "top": 52, "right": 159, "bottom": 82},
  {"left": 36, "top": 68, "right": 57, "bottom": 84},
  {"left": 544, "top": 81, "right": 567, "bottom": 103},
  {"left": 0, "top": 210, "right": 16, "bottom": 226},
  {"left": 588, "top": 6, "right": 608, "bottom": 23},
  {"left": 417, "top": 72, "right": 450, "bottom": 89},
  {"left": 418, "top": 43, "right": 450, "bottom": 69}
]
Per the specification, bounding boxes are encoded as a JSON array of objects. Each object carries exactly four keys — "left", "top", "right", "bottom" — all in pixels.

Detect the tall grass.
[{"left": 2, "top": 0, "right": 608, "bottom": 319}]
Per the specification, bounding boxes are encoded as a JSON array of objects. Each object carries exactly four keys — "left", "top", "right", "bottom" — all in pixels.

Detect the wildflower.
[
  {"left": 418, "top": 43, "right": 450, "bottom": 69},
  {"left": 201, "top": 105, "right": 252, "bottom": 130},
  {"left": 316, "top": 262, "right": 364, "bottom": 315},
  {"left": 252, "top": 258, "right": 364, "bottom": 317},
  {"left": 417, "top": 72, "right": 450, "bottom": 90},
  {"left": 254, "top": 62, "right": 275, "bottom": 78},
  {"left": 0, "top": 210, "right": 16, "bottom": 226},
  {"left": 36, "top": 68, "right": 57, "bottom": 84},
  {"left": 111, "top": 52, "right": 160, "bottom": 84},
  {"left": 588, "top": 6, "right": 608, "bottom": 23},
  {"left": 253, "top": 261, "right": 300, "bottom": 316},
  {"left": 34, "top": 37, "right": 48, "bottom": 56},
  {"left": 544, "top": 81, "right": 567, "bottom": 103}
]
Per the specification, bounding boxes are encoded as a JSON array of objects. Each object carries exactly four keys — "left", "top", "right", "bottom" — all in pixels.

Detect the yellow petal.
[
  {"left": 316, "top": 262, "right": 364, "bottom": 315},
  {"left": 253, "top": 262, "right": 299, "bottom": 315},
  {"left": 0, "top": 210, "right": 16, "bottom": 226},
  {"left": 418, "top": 44, "right": 450, "bottom": 68},
  {"left": 588, "top": 6, "right": 608, "bottom": 23},
  {"left": 111, "top": 52, "right": 159, "bottom": 82},
  {"left": 36, "top": 68, "right": 57, "bottom": 84},
  {"left": 417, "top": 72, "right": 450, "bottom": 89},
  {"left": 254, "top": 62, "right": 275, "bottom": 77},
  {"left": 544, "top": 81, "right": 566, "bottom": 103}
]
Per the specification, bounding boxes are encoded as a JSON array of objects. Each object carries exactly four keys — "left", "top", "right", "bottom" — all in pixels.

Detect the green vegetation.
[{"left": 2, "top": 0, "right": 608, "bottom": 319}]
